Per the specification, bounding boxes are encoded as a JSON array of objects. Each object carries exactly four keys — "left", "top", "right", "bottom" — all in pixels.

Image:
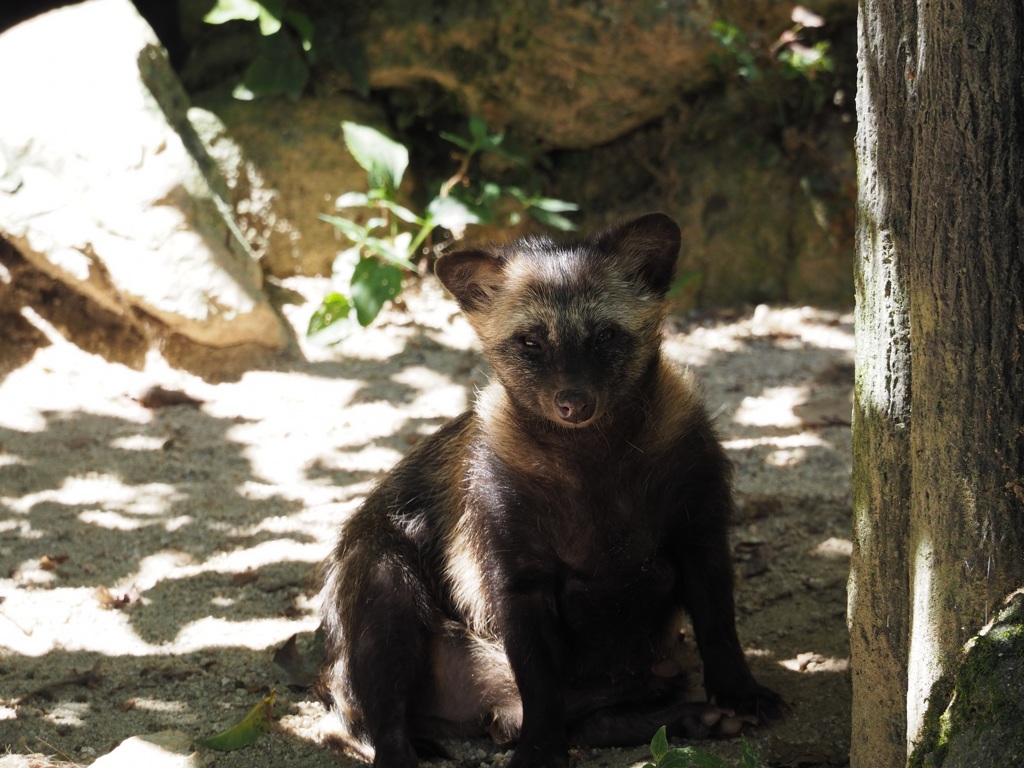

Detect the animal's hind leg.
[
  {"left": 342, "top": 557, "right": 433, "bottom": 768},
  {"left": 567, "top": 693, "right": 748, "bottom": 747}
]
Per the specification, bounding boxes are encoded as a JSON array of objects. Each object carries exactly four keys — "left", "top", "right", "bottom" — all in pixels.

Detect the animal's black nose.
[{"left": 555, "top": 389, "right": 595, "bottom": 424}]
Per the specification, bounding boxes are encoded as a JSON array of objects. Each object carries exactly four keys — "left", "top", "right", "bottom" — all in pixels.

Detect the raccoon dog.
[{"left": 317, "top": 213, "right": 784, "bottom": 768}]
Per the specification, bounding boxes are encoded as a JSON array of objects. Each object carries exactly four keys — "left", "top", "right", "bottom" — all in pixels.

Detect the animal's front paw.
[
  {"left": 716, "top": 682, "right": 788, "bottom": 725},
  {"left": 673, "top": 701, "right": 758, "bottom": 739}
]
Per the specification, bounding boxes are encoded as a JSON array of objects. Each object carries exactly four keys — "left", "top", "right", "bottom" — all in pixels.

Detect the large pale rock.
[{"left": 0, "top": 0, "right": 287, "bottom": 351}]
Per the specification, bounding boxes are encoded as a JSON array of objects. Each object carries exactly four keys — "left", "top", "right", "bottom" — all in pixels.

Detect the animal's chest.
[
  {"left": 533, "top": 481, "right": 677, "bottom": 631},
  {"left": 560, "top": 529, "right": 674, "bottom": 629}
]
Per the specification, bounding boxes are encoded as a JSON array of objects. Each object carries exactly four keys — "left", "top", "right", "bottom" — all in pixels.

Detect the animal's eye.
[
  {"left": 596, "top": 327, "right": 616, "bottom": 344},
  {"left": 518, "top": 333, "right": 542, "bottom": 350}
]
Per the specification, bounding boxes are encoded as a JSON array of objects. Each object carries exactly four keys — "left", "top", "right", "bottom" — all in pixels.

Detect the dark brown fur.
[{"left": 317, "top": 213, "right": 784, "bottom": 768}]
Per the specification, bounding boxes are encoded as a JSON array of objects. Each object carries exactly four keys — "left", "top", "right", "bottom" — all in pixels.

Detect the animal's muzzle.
[{"left": 554, "top": 389, "right": 596, "bottom": 424}]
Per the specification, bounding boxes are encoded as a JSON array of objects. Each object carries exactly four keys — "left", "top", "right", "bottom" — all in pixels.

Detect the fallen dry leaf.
[
  {"left": 272, "top": 633, "right": 319, "bottom": 690},
  {"left": 38, "top": 554, "right": 69, "bottom": 572},
  {"left": 133, "top": 385, "right": 204, "bottom": 409},
  {"left": 94, "top": 585, "right": 138, "bottom": 610},
  {"left": 196, "top": 690, "right": 275, "bottom": 751},
  {"left": 231, "top": 570, "right": 260, "bottom": 587}
]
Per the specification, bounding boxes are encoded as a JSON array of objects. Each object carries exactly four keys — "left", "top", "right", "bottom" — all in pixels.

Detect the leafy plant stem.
[
  {"left": 439, "top": 148, "right": 476, "bottom": 198},
  {"left": 407, "top": 220, "right": 435, "bottom": 258},
  {"left": 312, "top": 117, "right": 578, "bottom": 338}
]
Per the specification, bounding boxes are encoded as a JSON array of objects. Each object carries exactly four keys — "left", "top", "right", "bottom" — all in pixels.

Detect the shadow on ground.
[{"left": 0, "top": 285, "right": 853, "bottom": 767}]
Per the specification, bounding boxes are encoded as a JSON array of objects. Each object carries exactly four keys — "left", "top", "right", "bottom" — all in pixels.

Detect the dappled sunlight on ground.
[
  {"left": 0, "top": 281, "right": 853, "bottom": 767},
  {"left": 733, "top": 386, "right": 812, "bottom": 428}
]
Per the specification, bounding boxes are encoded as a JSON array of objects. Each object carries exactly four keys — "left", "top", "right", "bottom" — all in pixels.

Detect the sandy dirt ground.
[{"left": 0, "top": 279, "right": 854, "bottom": 768}]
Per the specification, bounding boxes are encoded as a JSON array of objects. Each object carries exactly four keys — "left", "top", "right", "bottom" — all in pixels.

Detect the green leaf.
[
  {"left": 232, "top": 31, "right": 308, "bottom": 100},
  {"left": 468, "top": 115, "right": 491, "bottom": 145},
  {"left": 350, "top": 258, "right": 404, "bottom": 326},
  {"left": 203, "top": 0, "right": 263, "bottom": 24},
  {"left": 480, "top": 135, "right": 527, "bottom": 164},
  {"left": 442, "top": 117, "right": 525, "bottom": 164},
  {"left": 778, "top": 41, "right": 834, "bottom": 79},
  {"left": 376, "top": 199, "right": 426, "bottom": 226},
  {"left": 710, "top": 20, "right": 743, "bottom": 48},
  {"left": 255, "top": 0, "right": 283, "bottom": 35},
  {"left": 445, "top": 185, "right": 498, "bottom": 225},
  {"left": 197, "top": 691, "right": 275, "bottom": 751},
  {"left": 647, "top": 728, "right": 753, "bottom": 768},
  {"left": 202, "top": 0, "right": 283, "bottom": 34},
  {"left": 391, "top": 232, "right": 414, "bottom": 257},
  {"left": 709, "top": 20, "right": 761, "bottom": 81},
  {"left": 440, "top": 130, "right": 473, "bottom": 151},
  {"left": 740, "top": 736, "right": 764, "bottom": 768},
  {"left": 737, "top": 59, "right": 762, "bottom": 81},
  {"left": 650, "top": 726, "right": 670, "bottom": 762},
  {"left": 658, "top": 752, "right": 696, "bottom": 768},
  {"left": 529, "top": 197, "right": 579, "bottom": 213},
  {"left": 427, "top": 195, "right": 481, "bottom": 230},
  {"left": 527, "top": 206, "right": 578, "bottom": 231},
  {"left": 307, "top": 293, "right": 352, "bottom": 337},
  {"left": 314, "top": 17, "right": 371, "bottom": 99},
  {"left": 341, "top": 122, "right": 409, "bottom": 196},
  {"left": 479, "top": 182, "right": 504, "bottom": 205},
  {"left": 283, "top": 9, "right": 314, "bottom": 51},
  {"left": 362, "top": 236, "right": 415, "bottom": 270},
  {"left": 478, "top": 133, "right": 507, "bottom": 154},
  {"left": 319, "top": 214, "right": 367, "bottom": 243},
  {"left": 334, "top": 191, "right": 371, "bottom": 209}
]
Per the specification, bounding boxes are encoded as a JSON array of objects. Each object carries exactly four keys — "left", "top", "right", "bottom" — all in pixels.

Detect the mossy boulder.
[
  {"left": 910, "top": 589, "right": 1024, "bottom": 768},
  {"left": 181, "top": 0, "right": 857, "bottom": 149}
]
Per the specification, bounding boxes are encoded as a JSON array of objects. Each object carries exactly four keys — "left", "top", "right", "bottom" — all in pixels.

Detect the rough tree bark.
[{"left": 850, "top": 1, "right": 1024, "bottom": 766}]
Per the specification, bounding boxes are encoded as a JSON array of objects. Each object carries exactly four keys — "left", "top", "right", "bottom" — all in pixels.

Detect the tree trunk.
[{"left": 850, "top": 1, "right": 1024, "bottom": 766}]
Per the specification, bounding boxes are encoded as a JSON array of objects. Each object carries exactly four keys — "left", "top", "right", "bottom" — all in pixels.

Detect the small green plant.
[
  {"left": 709, "top": 14, "right": 833, "bottom": 84},
  {"left": 708, "top": 11, "right": 836, "bottom": 123},
  {"left": 308, "top": 118, "right": 578, "bottom": 341},
  {"left": 777, "top": 6, "right": 835, "bottom": 82},
  {"left": 642, "top": 726, "right": 765, "bottom": 768},
  {"left": 709, "top": 21, "right": 762, "bottom": 82},
  {"left": 438, "top": 117, "right": 580, "bottom": 232},
  {"left": 777, "top": 40, "right": 834, "bottom": 81},
  {"left": 204, "top": 0, "right": 312, "bottom": 99},
  {"left": 203, "top": 0, "right": 368, "bottom": 100}
]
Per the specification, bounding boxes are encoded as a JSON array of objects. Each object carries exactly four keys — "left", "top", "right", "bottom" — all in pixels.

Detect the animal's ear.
[
  {"left": 604, "top": 212, "right": 681, "bottom": 296},
  {"left": 434, "top": 248, "right": 507, "bottom": 312}
]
